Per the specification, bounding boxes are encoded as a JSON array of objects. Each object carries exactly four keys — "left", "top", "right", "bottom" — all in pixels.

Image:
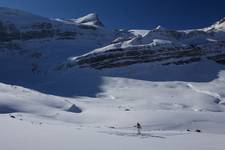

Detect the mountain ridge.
[{"left": 0, "top": 7, "right": 225, "bottom": 97}]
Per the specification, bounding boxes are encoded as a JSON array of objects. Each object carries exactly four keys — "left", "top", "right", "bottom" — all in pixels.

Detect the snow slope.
[
  {"left": 1, "top": 66, "right": 225, "bottom": 149},
  {"left": 1, "top": 64, "right": 225, "bottom": 127},
  {"left": 1, "top": 115, "right": 225, "bottom": 150}
]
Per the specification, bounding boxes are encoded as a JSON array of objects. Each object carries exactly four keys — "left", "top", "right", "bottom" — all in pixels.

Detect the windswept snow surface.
[
  {"left": 1, "top": 62, "right": 225, "bottom": 149},
  {"left": 1, "top": 115, "right": 225, "bottom": 150}
]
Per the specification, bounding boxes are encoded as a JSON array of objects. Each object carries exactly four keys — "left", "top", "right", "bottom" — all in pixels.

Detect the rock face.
[
  {"left": 69, "top": 42, "right": 225, "bottom": 69},
  {"left": 0, "top": 18, "right": 82, "bottom": 42},
  {"left": 0, "top": 8, "right": 105, "bottom": 43},
  {"left": 0, "top": 21, "right": 56, "bottom": 41},
  {"left": 67, "top": 104, "right": 82, "bottom": 113},
  {"left": 67, "top": 25, "right": 225, "bottom": 69}
]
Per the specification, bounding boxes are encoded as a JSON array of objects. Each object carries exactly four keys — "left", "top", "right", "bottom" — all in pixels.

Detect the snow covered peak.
[
  {"left": 205, "top": 17, "right": 225, "bottom": 32},
  {"left": 155, "top": 25, "right": 166, "bottom": 31},
  {"left": 68, "top": 13, "right": 104, "bottom": 27},
  {"left": 213, "top": 17, "right": 225, "bottom": 30},
  {"left": 76, "top": 13, "right": 99, "bottom": 23}
]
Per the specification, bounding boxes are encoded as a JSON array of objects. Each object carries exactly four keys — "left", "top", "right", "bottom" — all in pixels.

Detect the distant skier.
[{"left": 134, "top": 122, "right": 142, "bottom": 135}]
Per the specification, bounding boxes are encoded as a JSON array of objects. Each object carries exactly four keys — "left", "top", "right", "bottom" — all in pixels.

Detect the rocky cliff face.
[
  {"left": 0, "top": 8, "right": 107, "bottom": 43},
  {"left": 67, "top": 41, "right": 225, "bottom": 69},
  {"left": 0, "top": 17, "right": 104, "bottom": 42},
  {"left": 66, "top": 22, "right": 225, "bottom": 69}
]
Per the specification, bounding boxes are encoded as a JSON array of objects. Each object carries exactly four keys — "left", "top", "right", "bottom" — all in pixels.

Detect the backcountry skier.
[{"left": 135, "top": 122, "right": 142, "bottom": 135}]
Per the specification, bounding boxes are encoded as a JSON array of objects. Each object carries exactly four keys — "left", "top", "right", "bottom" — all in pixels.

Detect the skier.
[{"left": 135, "top": 122, "right": 142, "bottom": 135}]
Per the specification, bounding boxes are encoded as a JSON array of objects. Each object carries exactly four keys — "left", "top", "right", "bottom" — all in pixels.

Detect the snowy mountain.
[
  {"left": 1, "top": 7, "right": 225, "bottom": 150},
  {"left": 0, "top": 7, "right": 106, "bottom": 42},
  {"left": 1, "top": 7, "right": 225, "bottom": 71},
  {"left": 67, "top": 13, "right": 104, "bottom": 27},
  {"left": 205, "top": 17, "right": 225, "bottom": 32},
  {"left": 66, "top": 24, "right": 225, "bottom": 69}
]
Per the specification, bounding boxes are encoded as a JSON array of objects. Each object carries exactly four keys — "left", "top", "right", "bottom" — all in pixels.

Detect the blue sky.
[{"left": 0, "top": 0, "right": 225, "bottom": 29}]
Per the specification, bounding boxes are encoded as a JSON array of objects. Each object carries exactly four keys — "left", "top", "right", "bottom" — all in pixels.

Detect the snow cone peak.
[
  {"left": 205, "top": 17, "right": 225, "bottom": 31},
  {"left": 75, "top": 13, "right": 104, "bottom": 27},
  {"left": 155, "top": 25, "right": 166, "bottom": 31}
]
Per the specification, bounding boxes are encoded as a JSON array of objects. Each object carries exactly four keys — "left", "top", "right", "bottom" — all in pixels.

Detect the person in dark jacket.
[{"left": 135, "top": 122, "right": 142, "bottom": 135}]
